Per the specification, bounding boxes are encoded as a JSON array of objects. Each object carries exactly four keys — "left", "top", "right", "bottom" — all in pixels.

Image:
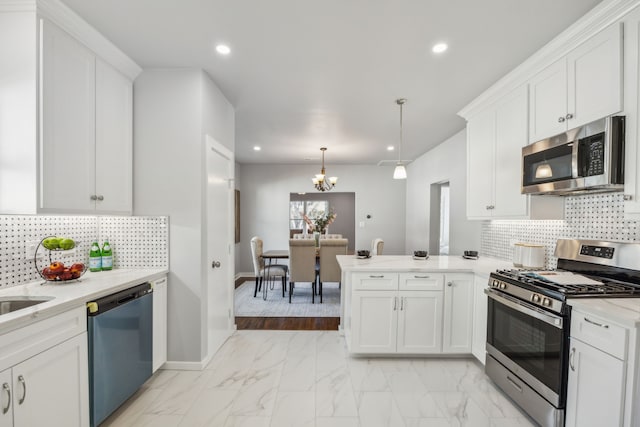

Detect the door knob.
[
  {"left": 558, "top": 116, "right": 565, "bottom": 123},
  {"left": 212, "top": 260, "right": 221, "bottom": 269}
]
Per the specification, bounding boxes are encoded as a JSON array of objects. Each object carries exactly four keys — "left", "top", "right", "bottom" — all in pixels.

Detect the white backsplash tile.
[
  {"left": 481, "top": 193, "right": 640, "bottom": 269},
  {"left": 0, "top": 215, "right": 168, "bottom": 288}
]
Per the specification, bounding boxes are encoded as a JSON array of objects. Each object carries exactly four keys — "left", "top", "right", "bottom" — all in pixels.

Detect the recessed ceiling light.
[
  {"left": 253, "top": 146, "right": 261, "bottom": 151},
  {"left": 387, "top": 146, "right": 395, "bottom": 151},
  {"left": 216, "top": 44, "right": 231, "bottom": 55},
  {"left": 432, "top": 43, "right": 448, "bottom": 54}
]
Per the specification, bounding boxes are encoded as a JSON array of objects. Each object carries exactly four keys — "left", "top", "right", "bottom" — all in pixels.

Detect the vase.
[{"left": 313, "top": 231, "right": 320, "bottom": 247}]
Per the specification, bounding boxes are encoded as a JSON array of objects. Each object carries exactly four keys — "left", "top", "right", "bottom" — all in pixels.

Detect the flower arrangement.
[{"left": 303, "top": 210, "right": 336, "bottom": 234}]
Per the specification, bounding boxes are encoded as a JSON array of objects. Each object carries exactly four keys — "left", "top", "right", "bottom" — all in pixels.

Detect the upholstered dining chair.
[
  {"left": 288, "top": 239, "right": 317, "bottom": 303},
  {"left": 372, "top": 238, "right": 384, "bottom": 255},
  {"left": 319, "top": 238, "right": 348, "bottom": 303},
  {"left": 250, "top": 236, "right": 288, "bottom": 298}
]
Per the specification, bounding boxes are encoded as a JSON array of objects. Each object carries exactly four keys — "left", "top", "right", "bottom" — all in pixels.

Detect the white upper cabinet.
[
  {"left": 40, "top": 20, "right": 96, "bottom": 212},
  {"left": 466, "top": 85, "right": 563, "bottom": 220},
  {"left": 529, "top": 23, "right": 622, "bottom": 143},
  {"left": 0, "top": 3, "right": 140, "bottom": 215}
]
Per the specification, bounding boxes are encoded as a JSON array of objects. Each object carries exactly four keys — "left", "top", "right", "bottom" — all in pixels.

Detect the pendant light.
[
  {"left": 311, "top": 147, "right": 338, "bottom": 191},
  {"left": 393, "top": 98, "right": 407, "bottom": 180}
]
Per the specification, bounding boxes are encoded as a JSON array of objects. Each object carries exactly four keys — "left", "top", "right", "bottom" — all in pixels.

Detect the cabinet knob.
[
  {"left": 90, "top": 195, "right": 97, "bottom": 201},
  {"left": 558, "top": 116, "right": 566, "bottom": 123},
  {"left": 97, "top": 195, "right": 104, "bottom": 201},
  {"left": 570, "top": 347, "right": 576, "bottom": 371},
  {"left": 447, "top": 282, "right": 453, "bottom": 287},
  {"left": 565, "top": 113, "right": 573, "bottom": 120}
]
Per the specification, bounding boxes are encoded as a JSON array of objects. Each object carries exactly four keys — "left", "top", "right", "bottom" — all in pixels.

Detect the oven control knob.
[
  {"left": 542, "top": 298, "right": 551, "bottom": 306},
  {"left": 532, "top": 294, "right": 541, "bottom": 303},
  {"left": 499, "top": 283, "right": 507, "bottom": 290},
  {"left": 492, "top": 280, "right": 498, "bottom": 287}
]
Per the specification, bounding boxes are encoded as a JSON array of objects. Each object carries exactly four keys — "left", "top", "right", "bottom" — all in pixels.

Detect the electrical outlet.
[{"left": 25, "top": 241, "right": 42, "bottom": 259}]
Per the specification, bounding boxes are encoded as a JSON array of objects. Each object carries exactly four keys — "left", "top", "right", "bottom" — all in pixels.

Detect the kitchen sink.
[{"left": 0, "top": 297, "right": 54, "bottom": 315}]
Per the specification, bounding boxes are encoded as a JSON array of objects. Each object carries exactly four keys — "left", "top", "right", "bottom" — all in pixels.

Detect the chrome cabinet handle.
[
  {"left": 17, "top": 375, "right": 25, "bottom": 405},
  {"left": 400, "top": 297, "right": 404, "bottom": 311},
  {"left": 506, "top": 376, "right": 523, "bottom": 393},
  {"left": 624, "top": 194, "right": 633, "bottom": 201},
  {"left": 97, "top": 195, "right": 104, "bottom": 201},
  {"left": 566, "top": 113, "right": 573, "bottom": 120},
  {"left": 414, "top": 275, "right": 430, "bottom": 279},
  {"left": 90, "top": 195, "right": 97, "bottom": 201},
  {"left": 447, "top": 282, "right": 453, "bottom": 287},
  {"left": 369, "top": 275, "right": 384, "bottom": 278},
  {"left": 393, "top": 297, "right": 397, "bottom": 311},
  {"left": 2, "top": 383, "right": 10, "bottom": 415},
  {"left": 558, "top": 116, "right": 566, "bottom": 123},
  {"left": 570, "top": 347, "right": 576, "bottom": 371},
  {"left": 584, "top": 317, "right": 609, "bottom": 329}
]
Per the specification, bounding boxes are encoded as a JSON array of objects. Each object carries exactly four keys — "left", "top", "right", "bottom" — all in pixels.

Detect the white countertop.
[
  {"left": 568, "top": 298, "right": 640, "bottom": 328},
  {"left": 337, "top": 255, "right": 513, "bottom": 277},
  {"left": 0, "top": 268, "right": 168, "bottom": 334}
]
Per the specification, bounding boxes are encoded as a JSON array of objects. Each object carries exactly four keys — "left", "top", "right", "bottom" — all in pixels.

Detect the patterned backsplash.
[
  {"left": 481, "top": 193, "right": 640, "bottom": 269},
  {"left": 0, "top": 215, "right": 168, "bottom": 288}
]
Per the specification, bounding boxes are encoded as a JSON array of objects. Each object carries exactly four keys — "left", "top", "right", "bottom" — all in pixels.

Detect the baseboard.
[
  {"left": 235, "top": 272, "right": 254, "bottom": 288},
  {"left": 162, "top": 329, "right": 235, "bottom": 371}
]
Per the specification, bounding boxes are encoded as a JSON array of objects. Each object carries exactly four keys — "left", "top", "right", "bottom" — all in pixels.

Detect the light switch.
[{"left": 359, "top": 221, "right": 365, "bottom": 228}]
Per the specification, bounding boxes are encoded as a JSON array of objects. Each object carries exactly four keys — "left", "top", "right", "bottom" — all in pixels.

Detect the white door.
[
  {"left": 0, "top": 368, "right": 12, "bottom": 427},
  {"left": 442, "top": 274, "right": 474, "bottom": 353},
  {"left": 206, "top": 136, "right": 234, "bottom": 357},
  {"left": 396, "top": 291, "right": 443, "bottom": 354},
  {"left": 528, "top": 58, "right": 567, "bottom": 142},
  {"left": 471, "top": 276, "right": 488, "bottom": 364},
  {"left": 466, "top": 108, "right": 495, "bottom": 219},
  {"left": 565, "top": 338, "right": 625, "bottom": 427},
  {"left": 12, "top": 333, "right": 89, "bottom": 427},
  {"left": 351, "top": 291, "right": 397, "bottom": 354}
]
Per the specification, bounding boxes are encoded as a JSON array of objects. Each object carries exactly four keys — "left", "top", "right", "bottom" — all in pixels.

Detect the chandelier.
[
  {"left": 312, "top": 147, "right": 338, "bottom": 192},
  {"left": 393, "top": 98, "right": 407, "bottom": 180}
]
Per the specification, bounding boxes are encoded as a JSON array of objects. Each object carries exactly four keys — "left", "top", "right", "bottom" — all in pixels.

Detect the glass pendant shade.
[
  {"left": 393, "top": 163, "right": 407, "bottom": 179},
  {"left": 393, "top": 98, "right": 408, "bottom": 180}
]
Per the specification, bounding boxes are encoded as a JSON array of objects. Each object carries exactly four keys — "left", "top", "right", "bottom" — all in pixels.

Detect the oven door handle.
[{"left": 485, "top": 289, "right": 564, "bottom": 329}]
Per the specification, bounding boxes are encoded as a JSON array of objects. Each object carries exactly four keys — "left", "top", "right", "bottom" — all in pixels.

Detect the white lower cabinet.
[
  {"left": 348, "top": 272, "right": 474, "bottom": 355},
  {"left": 565, "top": 337, "right": 625, "bottom": 427},
  {"left": 471, "top": 275, "right": 488, "bottom": 363},
  {"left": 152, "top": 275, "right": 168, "bottom": 372}
]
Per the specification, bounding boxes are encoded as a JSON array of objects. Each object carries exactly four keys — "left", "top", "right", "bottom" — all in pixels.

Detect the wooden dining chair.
[
  {"left": 319, "top": 238, "right": 348, "bottom": 303},
  {"left": 288, "top": 239, "right": 317, "bottom": 303},
  {"left": 250, "top": 236, "right": 288, "bottom": 298}
]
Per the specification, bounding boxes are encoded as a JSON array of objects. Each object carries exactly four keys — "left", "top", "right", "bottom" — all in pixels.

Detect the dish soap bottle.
[
  {"left": 101, "top": 238, "right": 113, "bottom": 271},
  {"left": 89, "top": 241, "right": 102, "bottom": 272}
]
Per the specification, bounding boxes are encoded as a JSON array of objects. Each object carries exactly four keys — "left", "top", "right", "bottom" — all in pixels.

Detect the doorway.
[{"left": 429, "top": 181, "right": 450, "bottom": 255}]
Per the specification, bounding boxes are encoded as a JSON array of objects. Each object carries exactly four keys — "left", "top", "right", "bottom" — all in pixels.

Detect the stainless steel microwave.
[{"left": 521, "top": 116, "right": 625, "bottom": 195}]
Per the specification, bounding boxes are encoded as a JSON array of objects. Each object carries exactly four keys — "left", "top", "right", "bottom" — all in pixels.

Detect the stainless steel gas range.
[{"left": 485, "top": 239, "right": 640, "bottom": 427}]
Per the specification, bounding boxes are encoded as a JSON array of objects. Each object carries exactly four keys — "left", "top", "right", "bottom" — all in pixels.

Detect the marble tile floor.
[{"left": 102, "top": 330, "right": 536, "bottom": 427}]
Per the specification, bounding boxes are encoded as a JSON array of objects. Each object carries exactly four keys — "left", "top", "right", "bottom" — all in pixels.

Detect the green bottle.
[
  {"left": 89, "top": 241, "right": 102, "bottom": 272},
  {"left": 101, "top": 238, "right": 113, "bottom": 271}
]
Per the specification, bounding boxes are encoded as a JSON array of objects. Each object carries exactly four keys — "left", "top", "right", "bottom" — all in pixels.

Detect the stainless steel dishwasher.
[{"left": 87, "top": 282, "right": 153, "bottom": 427}]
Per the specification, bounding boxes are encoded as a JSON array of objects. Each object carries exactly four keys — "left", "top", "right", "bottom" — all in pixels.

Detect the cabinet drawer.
[
  {"left": 399, "top": 273, "right": 443, "bottom": 291},
  {"left": 0, "top": 306, "right": 87, "bottom": 371},
  {"left": 351, "top": 273, "right": 398, "bottom": 291},
  {"left": 571, "top": 310, "right": 627, "bottom": 360}
]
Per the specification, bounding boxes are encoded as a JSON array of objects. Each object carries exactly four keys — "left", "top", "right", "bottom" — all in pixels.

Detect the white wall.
[
  {"left": 236, "top": 164, "right": 406, "bottom": 273},
  {"left": 405, "top": 130, "right": 481, "bottom": 255},
  {"left": 133, "top": 69, "right": 235, "bottom": 364}
]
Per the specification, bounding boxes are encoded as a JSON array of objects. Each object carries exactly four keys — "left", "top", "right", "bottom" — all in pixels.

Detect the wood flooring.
[{"left": 235, "top": 316, "right": 339, "bottom": 330}]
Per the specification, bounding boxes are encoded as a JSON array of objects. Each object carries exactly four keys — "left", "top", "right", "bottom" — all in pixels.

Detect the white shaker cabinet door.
[
  {"left": 0, "top": 369, "right": 12, "bottom": 427},
  {"left": 95, "top": 58, "right": 133, "bottom": 214},
  {"left": 40, "top": 19, "right": 96, "bottom": 212},
  {"left": 12, "top": 333, "right": 89, "bottom": 427},
  {"left": 396, "top": 291, "right": 443, "bottom": 354},
  {"left": 528, "top": 58, "right": 567, "bottom": 143},
  {"left": 442, "top": 274, "right": 474, "bottom": 353},
  {"left": 152, "top": 276, "right": 168, "bottom": 372},
  {"left": 567, "top": 22, "right": 622, "bottom": 130},
  {"left": 471, "top": 276, "right": 488, "bottom": 364},
  {"left": 351, "top": 291, "right": 397, "bottom": 354},
  {"left": 565, "top": 338, "right": 625, "bottom": 427},
  {"left": 466, "top": 108, "right": 495, "bottom": 219}
]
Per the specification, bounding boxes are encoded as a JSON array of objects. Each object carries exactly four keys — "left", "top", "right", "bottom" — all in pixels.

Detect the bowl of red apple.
[{"left": 40, "top": 261, "right": 86, "bottom": 282}]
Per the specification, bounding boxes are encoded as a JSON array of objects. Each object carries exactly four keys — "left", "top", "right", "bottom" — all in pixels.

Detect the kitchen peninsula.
[{"left": 337, "top": 255, "right": 512, "bottom": 359}]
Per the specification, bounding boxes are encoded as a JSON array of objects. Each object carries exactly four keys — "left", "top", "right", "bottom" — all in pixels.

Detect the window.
[{"left": 289, "top": 200, "right": 328, "bottom": 230}]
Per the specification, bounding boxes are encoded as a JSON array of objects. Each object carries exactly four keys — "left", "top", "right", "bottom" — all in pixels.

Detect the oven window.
[{"left": 487, "top": 297, "right": 564, "bottom": 395}]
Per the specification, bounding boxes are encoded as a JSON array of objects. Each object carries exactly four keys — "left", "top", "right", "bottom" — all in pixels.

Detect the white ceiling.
[{"left": 60, "top": 0, "right": 602, "bottom": 165}]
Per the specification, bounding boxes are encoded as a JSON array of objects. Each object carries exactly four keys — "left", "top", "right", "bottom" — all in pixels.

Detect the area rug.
[{"left": 234, "top": 280, "right": 340, "bottom": 317}]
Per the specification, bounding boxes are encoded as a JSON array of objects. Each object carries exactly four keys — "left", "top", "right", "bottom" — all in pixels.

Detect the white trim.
[
  {"left": 235, "top": 272, "right": 255, "bottom": 280},
  {"left": 459, "top": 0, "right": 640, "bottom": 119},
  {"left": 162, "top": 360, "right": 208, "bottom": 371},
  {"left": 34, "top": 0, "right": 141, "bottom": 80},
  {"left": 0, "top": 0, "right": 35, "bottom": 11}
]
